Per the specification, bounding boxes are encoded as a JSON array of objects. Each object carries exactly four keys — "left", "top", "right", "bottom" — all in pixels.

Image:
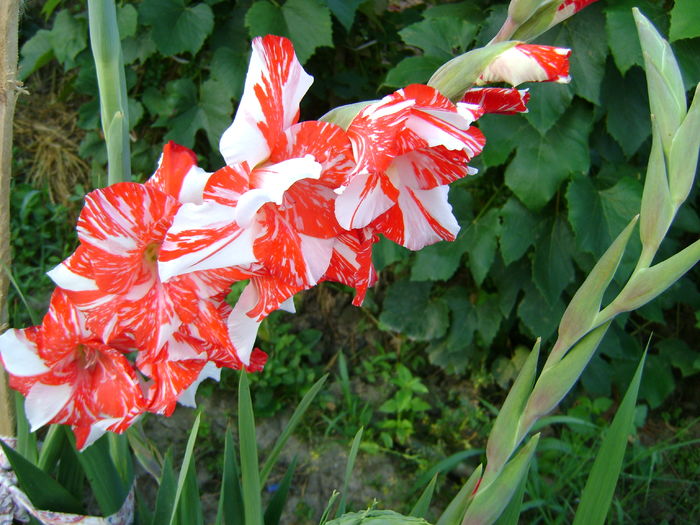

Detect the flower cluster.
[{"left": 1, "top": 36, "right": 571, "bottom": 449}]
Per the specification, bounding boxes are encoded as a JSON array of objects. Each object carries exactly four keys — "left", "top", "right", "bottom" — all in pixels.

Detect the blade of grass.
[
  {"left": 260, "top": 374, "right": 327, "bottom": 486},
  {"left": 318, "top": 491, "right": 340, "bottom": 525},
  {"left": 37, "top": 424, "right": 65, "bottom": 472},
  {"left": 168, "top": 411, "right": 201, "bottom": 525},
  {"left": 238, "top": 371, "right": 263, "bottom": 525},
  {"left": 572, "top": 350, "right": 647, "bottom": 525},
  {"left": 0, "top": 439, "right": 85, "bottom": 514},
  {"left": 152, "top": 451, "right": 177, "bottom": 525},
  {"left": 217, "top": 426, "right": 244, "bottom": 525},
  {"left": 410, "top": 473, "right": 438, "bottom": 519},
  {"left": 77, "top": 433, "right": 128, "bottom": 516},
  {"left": 336, "top": 427, "right": 363, "bottom": 518},
  {"left": 263, "top": 456, "right": 298, "bottom": 525},
  {"left": 411, "top": 449, "right": 485, "bottom": 494},
  {"left": 175, "top": 453, "right": 203, "bottom": 525}
]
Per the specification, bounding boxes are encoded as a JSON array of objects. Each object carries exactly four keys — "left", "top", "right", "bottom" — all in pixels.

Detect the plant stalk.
[
  {"left": 87, "top": 0, "right": 130, "bottom": 185},
  {"left": 0, "top": 0, "right": 20, "bottom": 437}
]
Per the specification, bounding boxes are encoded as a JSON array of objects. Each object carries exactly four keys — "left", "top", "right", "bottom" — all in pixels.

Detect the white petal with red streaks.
[
  {"left": 219, "top": 35, "right": 313, "bottom": 167},
  {"left": 0, "top": 329, "right": 49, "bottom": 376},
  {"left": 334, "top": 170, "right": 395, "bottom": 230},
  {"left": 299, "top": 234, "right": 335, "bottom": 285},
  {"left": 25, "top": 382, "right": 72, "bottom": 431},
  {"left": 400, "top": 185, "right": 460, "bottom": 250},
  {"left": 48, "top": 260, "right": 98, "bottom": 293},
  {"left": 178, "top": 362, "right": 221, "bottom": 408},
  {"left": 236, "top": 155, "right": 322, "bottom": 228},
  {"left": 158, "top": 201, "right": 257, "bottom": 281},
  {"left": 478, "top": 45, "right": 571, "bottom": 86},
  {"left": 227, "top": 282, "right": 264, "bottom": 365}
]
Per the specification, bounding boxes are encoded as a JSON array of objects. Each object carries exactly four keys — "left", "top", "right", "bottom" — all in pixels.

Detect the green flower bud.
[{"left": 325, "top": 510, "right": 433, "bottom": 525}]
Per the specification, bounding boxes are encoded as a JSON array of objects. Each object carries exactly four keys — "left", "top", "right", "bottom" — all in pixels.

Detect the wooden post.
[{"left": 0, "top": 0, "right": 21, "bottom": 437}]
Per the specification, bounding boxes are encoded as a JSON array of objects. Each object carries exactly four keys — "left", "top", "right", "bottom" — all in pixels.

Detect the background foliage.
[{"left": 10, "top": 0, "right": 700, "bottom": 523}]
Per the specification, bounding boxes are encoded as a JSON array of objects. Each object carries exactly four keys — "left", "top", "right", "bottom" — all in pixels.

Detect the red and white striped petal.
[
  {"left": 146, "top": 141, "right": 212, "bottom": 204},
  {"left": 334, "top": 169, "right": 399, "bottom": 230},
  {"left": 158, "top": 201, "right": 257, "bottom": 281},
  {"left": 25, "top": 382, "right": 73, "bottom": 431},
  {"left": 227, "top": 282, "right": 265, "bottom": 365},
  {"left": 203, "top": 164, "right": 251, "bottom": 207},
  {"left": 271, "top": 121, "right": 355, "bottom": 189},
  {"left": 143, "top": 356, "right": 207, "bottom": 416},
  {"left": 553, "top": 0, "right": 598, "bottom": 25},
  {"left": 219, "top": 35, "right": 313, "bottom": 167},
  {"left": 388, "top": 147, "right": 476, "bottom": 190},
  {"left": 237, "top": 155, "right": 322, "bottom": 228},
  {"left": 461, "top": 87, "right": 531, "bottom": 114},
  {"left": 372, "top": 185, "right": 460, "bottom": 251},
  {"left": 177, "top": 361, "right": 221, "bottom": 408},
  {"left": 281, "top": 180, "right": 343, "bottom": 238},
  {"left": 322, "top": 229, "right": 378, "bottom": 306},
  {"left": 77, "top": 182, "right": 179, "bottom": 294},
  {"left": 477, "top": 44, "right": 571, "bottom": 86}
]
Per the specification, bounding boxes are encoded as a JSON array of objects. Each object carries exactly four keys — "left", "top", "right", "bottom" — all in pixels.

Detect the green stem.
[{"left": 87, "top": 0, "right": 130, "bottom": 185}]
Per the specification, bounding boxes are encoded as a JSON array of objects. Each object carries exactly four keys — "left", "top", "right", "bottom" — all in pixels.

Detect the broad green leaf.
[
  {"left": 658, "top": 338, "right": 700, "bottom": 377},
  {"left": 424, "top": 1, "right": 483, "bottom": 21},
  {"left": 263, "top": 457, "right": 298, "bottom": 525},
  {"left": 143, "top": 79, "right": 197, "bottom": 126},
  {"left": 572, "top": 351, "right": 646, "bottom": 525},
  {"left": 372, "top": 235, "right": 410, "bottom": 271},
  {"left": 139, "top": 0, "right": 214, "bottom": 56},
  {"left": 427, "top": 288, "right": 477, "bottom": 374},
  {"left": 122, "top": 32, "right": 157, "bottom": 64},
  {"left": 462, "top": 435, "right": 539, "bottom": 525},
  {"left": 506, "top": 104, "right": 593, "bottom": 211},
  {"left": 494, "top": 258, "right": 530, "bottom": 317},
  {"left": 211, "top": 47, "right": 248, "bottom": 102},
  {"left": 532, "top": 217, "right": 575, "bottom": 306},
  {"left": 435, "top": 464, "right": 482, "bottom": 525},
  {"left": 176, "top": 453, "right": 203, "bottom": 525},
  {"left": 411, "top": 238, "right": 466, "bottom": 281},
  {"left": 517, "top": 282, "right": 564, "bottom": 341},
  {"left": 116, "top": 4, "right": 138, "bottom": 39},
  {"left": 245, "top": 0, "right": 333, "bottom": 63},
  {"left": 384, "top": 56, "right": 445, "bottom": 88},
  {"left": 673, "top": 39, "right": 700, "bottom": 90},
  {"left": 638, "top": 353, "right": 675, "bottom": 408},
  {"left": 238, "top": 373, "right": 263, "bottom": 525},
  {"left": 499, "top": 197, "right": 539, "bottom": 266},
  {"left": 379, "top": 281, "right": 449, "bottom": 341},
  {"left": 260, "top": 374, "right": 327, "bottom": 485},
  {"left": 604, "top": 66, "right": 651, "bottom": 157},
  {"left": 49, "top": 10, "right": 88, "bottom": 68},
  {"left": 670, "top": 0, "right": 700, "bottom": 41},
  {"left": 326, "top": 0, "right": 364, "bottom": 31},
  {"left": 524, "top": 82, "right": 573, "bottom": 135},
  {"left": 580, "top": 354, "right": 613, "bottom": 398},
  {"left": 475, "top": 293, "right": 502, "bottom": 347},
  {"left": 336, "top": 427, "right": 363, "bottom": 518},
  {"left": 0, "top": 440, "right": 85, "bottom": 514},
  {"left": 564, "top": 2, "right": 608, "bottom": 105},
  {"left": 461, "top": 208, "right": 501, "bottom": 286},
  {"left": 566, "top": 175, "right": 643, "bottom": 258},
  {"left": 78, "top": 435, "right": 129, "bottom": 516},
  {"left": 410, "top": 474, "right": 437, "bottom": 519},
  {"left": 478, "top": 114, "right": 527, "bottom": 168},
  {"left": 399, "top": 18, "right": 477, "bottom": 60},
  {"left": 19, "top": 29, "right": 54, "bottom": 80}
]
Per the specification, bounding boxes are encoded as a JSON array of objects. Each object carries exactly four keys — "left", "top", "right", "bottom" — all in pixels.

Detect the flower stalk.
[{"left": 87, "top": 0, "right": 130, "bottom": 185}]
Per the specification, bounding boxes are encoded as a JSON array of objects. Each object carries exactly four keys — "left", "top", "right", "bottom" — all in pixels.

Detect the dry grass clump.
[{"left": 13, "top": 70, "right": 90, "bottom": 207}]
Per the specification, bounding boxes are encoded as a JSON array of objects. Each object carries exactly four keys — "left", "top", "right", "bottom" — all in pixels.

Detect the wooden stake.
[{"left": 0, "top": 0, "right": 21, "bottom": 437}]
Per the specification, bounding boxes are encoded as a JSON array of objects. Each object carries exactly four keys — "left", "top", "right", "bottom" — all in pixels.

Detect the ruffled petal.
[
  {"left": 334, "top": 169, "right": 398, "bottom": 230},
  {"left": 372, "top": 185, "right": 460, "bottom": 250},
  {"left": 0, "top": 328, "right": 49, "bottom": 376},
  {"left": 322, "top": 229, "right": 378, "bottom": 306},
  {"left": 227, "top": 283, "right": 264, "bottom": 366},
  {"left": 147, "top": 141, "right": 212, "bottom": 204},
  {"left": 158, "top": 201, "right": 257, "bottom": 281},
  {"left": 478, "top": 44, "right": 571, "bottom": 86},
  {"left": 219, "top": 35, "right": 313, "bottom": 167},
  {"left": 25, "top": 382, "right": 73, "bottom": 431}
]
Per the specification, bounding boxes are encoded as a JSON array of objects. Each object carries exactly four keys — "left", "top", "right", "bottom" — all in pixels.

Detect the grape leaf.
[
  {"left": 477, "top": 114, "right": 528, "bottom": 168},
  {"left": 505, "top": 103, "right": 593, "bottom": 211},
  {"left": 670, "top": 0, "right": 700, "bottom": 41},
  {"left": 19, "top": 29, "right": 53, "bottom": 80},
  {"left": 604, "top": 65, "right": 650, "bottom": 157},
  {"left": 384, "top": 56, "right": 445, "bottom": 88},
  {"left": 49, "top": 10, "right": 87, "bottom": 68},
  {"left": 532, "top": 216, "right": 575, "bottom": 306},
  {"left": 326, "top": 0, "right": 364, "bottom": 31},
  {"left": 379, "top": 281, "right": 449, "bottom": 341},
  {"left": 517, "top": 282, "right": 565, "bottom": 340},
  {"left": 499, "top": 197, "right": 540, "bottom": 266},
  {"left": 524, "top": 82, "right": 573, "bottom": 135},
  {"left": 245, "top": 0, "right": 332, "bottom": 64},
  {"left": 139, "top": 0, "right": 214, "bottom": 56},
  {"left": 411, "top": 239, "right": 467, "bottom": 282},
  {"left": 399, "top": 18, "right": 477, "bottom": 60},
  {"left": 460, "top": 208, "right": 501, "bottom": 286}
]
